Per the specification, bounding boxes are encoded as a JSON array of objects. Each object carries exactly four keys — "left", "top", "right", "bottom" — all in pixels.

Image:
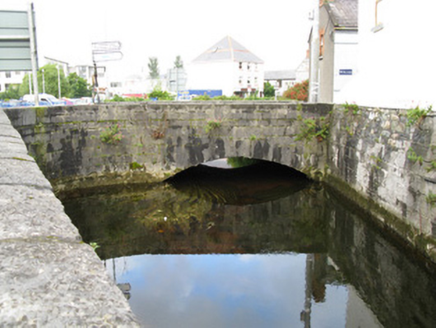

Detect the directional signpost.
[
  {"left": 0, "top": 3, "right": 39, "bottom": 104},
  {"left": 91, "top": 41, "right": 123, "bottom": 102}
]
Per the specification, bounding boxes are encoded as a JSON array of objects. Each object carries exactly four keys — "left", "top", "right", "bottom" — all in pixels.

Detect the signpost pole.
[{"left": 27, "top": 2, "right": 39, "bottom": 105}]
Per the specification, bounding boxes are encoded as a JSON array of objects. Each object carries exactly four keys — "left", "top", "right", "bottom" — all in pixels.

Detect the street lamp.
[
  {"left": 42, "top": 69, "right": 45, "bottom": 94},
  {"left": 57, "top": 65, "right": 61, "bottom": 99}
]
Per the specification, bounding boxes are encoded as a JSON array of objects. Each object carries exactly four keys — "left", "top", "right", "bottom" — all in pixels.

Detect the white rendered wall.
[{"left": 339, "top": 0, "right": 436, "bottom": 109}]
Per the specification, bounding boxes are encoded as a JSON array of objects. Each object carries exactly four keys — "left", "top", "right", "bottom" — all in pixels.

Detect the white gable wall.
[
  {"left": 187, "top": 61, "right": 235, "bottom": 96},
  {"left": 187, "top": 61, "right": 264, "bottom": 97},
  {"left": 339, "top": 0, "right": 436, "bottom": 109},
  {"left": 333, "top": 31, "right": 358, "bottom": 102}
]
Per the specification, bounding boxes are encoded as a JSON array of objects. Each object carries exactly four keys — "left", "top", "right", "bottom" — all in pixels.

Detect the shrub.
[{"left": 283, "top": 80, "right": 309, "bottom": 101}]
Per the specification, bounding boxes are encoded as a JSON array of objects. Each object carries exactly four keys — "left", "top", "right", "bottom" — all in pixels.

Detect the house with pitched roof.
[
  {"left": 187, "top": 36, "right": 264, "bottom": 97},
  {"left": 309, "top": 0, "right": 358, "bottom": 103}
]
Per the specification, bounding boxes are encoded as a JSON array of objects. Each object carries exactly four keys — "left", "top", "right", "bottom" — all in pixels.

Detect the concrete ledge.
[{"left": 0, "top": 110, "right": 140, "bottom": 326}]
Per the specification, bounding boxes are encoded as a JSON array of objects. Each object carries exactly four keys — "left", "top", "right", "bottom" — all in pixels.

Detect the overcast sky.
[{"left": 4, "top": 0, "right": 314, "bottom": 77}]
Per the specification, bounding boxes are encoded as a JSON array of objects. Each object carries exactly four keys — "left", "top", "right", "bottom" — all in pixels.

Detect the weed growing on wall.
[
  {"left": 205, "top": 120, "right": 222, "bottom": 133},
  {"left": 343, "top": 102, "right": 360, "bottom": 115},
  {"left": 295, "top": 115, "right": 330, "bottom": 142},
  {"left": 406, "top": 106, "right": 432, "bottom": 128},
  {"left": 426, "top": 191, "right": 436, "bottom": 207},
  {"left": 407, "top": 147, "right": 424, "bottom": 165},
  {"left": 100, "top": 124, "right": 123, "bottom": 144}
]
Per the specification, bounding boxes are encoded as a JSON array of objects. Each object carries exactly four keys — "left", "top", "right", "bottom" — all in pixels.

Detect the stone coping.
[{"left": 0, "top": 110, "right": 140, "bottom": 326}]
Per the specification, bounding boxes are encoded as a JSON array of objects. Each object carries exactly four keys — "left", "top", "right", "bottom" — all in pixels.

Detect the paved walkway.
[{"left": 0, "top": 110, "right": 140, "bottom": 326}]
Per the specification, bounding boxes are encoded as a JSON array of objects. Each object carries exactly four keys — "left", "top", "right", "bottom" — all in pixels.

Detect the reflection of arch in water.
[{"left": 164, "top": 157, "right": 311, "bottom": 205}]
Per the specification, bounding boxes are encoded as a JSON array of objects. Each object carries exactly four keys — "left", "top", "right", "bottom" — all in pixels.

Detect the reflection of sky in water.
[{"left": 106, "top": 254, "right": 347, "bottom": 328}]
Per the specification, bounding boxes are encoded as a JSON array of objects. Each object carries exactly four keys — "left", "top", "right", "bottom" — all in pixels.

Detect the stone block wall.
[{"left": 4, "top": 102, "right": 436, "bottom": 260}]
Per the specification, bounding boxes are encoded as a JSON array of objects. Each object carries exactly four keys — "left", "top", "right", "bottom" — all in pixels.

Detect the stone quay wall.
[
  {"left": 0, "top": 109, "right": 140, "bottom": 326},
  {"left": 3, "top": 102, "right": 436, "bottom": 261}
]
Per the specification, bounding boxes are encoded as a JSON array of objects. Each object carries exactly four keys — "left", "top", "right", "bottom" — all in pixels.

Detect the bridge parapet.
[{"left": 4, "top": 101, "right": 436, "bottom": 261}]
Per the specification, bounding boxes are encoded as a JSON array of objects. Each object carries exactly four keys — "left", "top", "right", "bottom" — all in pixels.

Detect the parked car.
[{"left": 22, "top": 93, "right": 66, "bottom": 106}]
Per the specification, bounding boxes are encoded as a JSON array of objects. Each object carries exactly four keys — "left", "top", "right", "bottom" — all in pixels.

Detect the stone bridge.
[
  {"left": 4, "top": 102, "right": 436, "bottom": 253},
  {"left": 2, "top": 101, "right": 436, "bottom": 325}
]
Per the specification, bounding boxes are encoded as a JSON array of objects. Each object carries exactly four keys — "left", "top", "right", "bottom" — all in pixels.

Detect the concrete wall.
[{"left": 4, "top": 102, "right": 436, "bottom": 261}]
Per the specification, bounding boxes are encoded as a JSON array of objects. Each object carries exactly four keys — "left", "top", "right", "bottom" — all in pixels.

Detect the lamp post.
[
  {"left": 42, "top": 69, "right": 45, "bottom": 94},
  {"left": 57, "top": 65, "right": 61, "bottom": 99},
  {"left": 28, "top": 73, "right": 32, "bottom": 94},
  {"left": 309, "top": 0, "right": 320, "bottom": 103}
]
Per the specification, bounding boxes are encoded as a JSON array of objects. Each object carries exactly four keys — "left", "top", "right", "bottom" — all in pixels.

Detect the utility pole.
[
  {"left": 57, "top": 65, "right": 61, "bottom": 99},
  {"left": 309, "top": 0, "right": 320, "bottom": 103},
  {"left": 42, "top": 68, "right": 45, "bottom": 93},
  {"left": 28, "top": 2, "right": 39, "bottom": 105}
]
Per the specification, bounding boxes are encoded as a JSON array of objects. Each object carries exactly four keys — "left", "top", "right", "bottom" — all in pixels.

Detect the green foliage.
[
  {"left": 205, "top": 120, "right": 221, "bottom": 133},
  {"left": 19, "top": 64, "right": 70, "bottom": 97},
  {"left": 67, "top": 72, "right": 92, "bottom": 98},
  {"left": 283, "top": 80, "right": 308, "bottom": 101},
  {"left": 296, "top": 115, "right": 330, "bottom": 142},
  {"left": 107, "top": 95, "right": 147, "bottom": 102},
  {"left": 249, "top": 134, "right": 257, "bottom": 141},
  {"left": 343, "top": 102, "right": 360, "bottom": 115},
  {"left": 407, "top": 147, "right": 423, "bottom": 165},
  {"left": 130, "top": 162, "right": 144, "bottom": 170},
  {"left": 89, "top": 242, "right": 100, "bottom": 251},
  {"left": 227, "top": 157, "right": 259, "bottom": 168},
  {"left": 427, "top": 161, "right": 436, "bottom": 172},
  {"left": 174, "top": 55, "right": 183, "bottom": 69},
  {"left": 194, "top": 94, "right": 212, "bottom": 101},
  {"left": 148, "top": 57, "right": 160, "bottom": 79},
  {"left": 370, "top": 155, "right": 383, "bottom": 170},
  {"left": 148, "top": 88, "right": 174, "bottom": 100},
  {"left": 406, "top": 106, "right": 432, "bottom": 127},
  {"left": 263, "top": 81, "right": 275, "bottom": 98},
  {"left": 0, "top": 84, "right": 20, "bottom": 100},
  {"left": 426, "top": 191, "right": 436, "bottom": 207},
  {"left": 100, "top": 124, "right": 123, "bottom": 144}
]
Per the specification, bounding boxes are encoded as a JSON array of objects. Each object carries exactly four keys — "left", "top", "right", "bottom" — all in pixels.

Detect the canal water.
[{"left": 61, "top": 158, "right": 436, "bottom": 328}]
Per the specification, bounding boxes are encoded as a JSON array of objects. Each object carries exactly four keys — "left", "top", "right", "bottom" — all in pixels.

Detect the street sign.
[
  {"left": 0, "top": 8, "right": 36, "bottom": 71},
  {"left": 92, "top": 41, "right": 121, "bottom": 52},
  {"left": 93, "top": 51, "right": 123, "bottom": 62},
  {"left": 92, "top": 41, "right": 123, "bottom": 62},
  {"left": 339, "top": 69, "right": 353, "bottom": 75}
]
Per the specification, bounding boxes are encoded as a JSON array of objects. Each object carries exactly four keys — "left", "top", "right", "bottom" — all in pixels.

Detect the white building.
[
  {"left": 264, "top": 70, "right": 296, "bottom": 96},
  {"left": 0, "top": 71, "right": 25, "bottom": 93},
  {"left": 187, "top": 36, "right": 264, "bottom": 97},
  {"left": 309, "top": 0, "right": 358, "bottom": 103},
  {"left": 338, "top": 0, "right": 436, "bottom": 109}
]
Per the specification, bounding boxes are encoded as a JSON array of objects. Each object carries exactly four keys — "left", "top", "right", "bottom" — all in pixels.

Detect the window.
[
  {"left": 319, "top": 28, "right": 325, "bottom": 57},
  {"left": 110, "top": 82, "right": 122, "bottom": 88},
  {"left": 247, "top": 64, "right": 250, "bottom": 70},
  {"left": 239, "top": 62, "right": 243, "bottom": 69},
  {"left": 5, "top": 72, "right": 11, "bottom": 78}
]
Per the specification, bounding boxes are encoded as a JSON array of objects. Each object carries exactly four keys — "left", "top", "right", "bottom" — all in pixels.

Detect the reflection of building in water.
[
  {"left": 105, "top": 258, "right": 132, "bottom": 300},
  {"left": 346, "top": 285, "right": 382, "bottom": 328},
  {"left": 301, "top": 253, "right": 381, "bottom": 328}
]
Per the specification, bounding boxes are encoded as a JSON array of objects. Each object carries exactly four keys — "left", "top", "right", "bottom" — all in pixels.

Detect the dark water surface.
[{"left": 62, "top": 159, "right": 436, "bottom": 328}]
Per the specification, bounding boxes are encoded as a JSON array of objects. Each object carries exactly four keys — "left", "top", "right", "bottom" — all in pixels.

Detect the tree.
[
  {"left": 174, "top": 55, "right": 183, "bottom": 69},
  {"left": 263, "top": 81, "right": 275, "bottom": 98},
  {"left": 148, "top": 57, "right": 160, "bottom": 79},
  {"left": 0, "top": 84, "right": 20, "bottom": 100},
  {"left": 67, "top": 72, "right": 92, "bottom": 98},
  {"left": 19, "top": 64, "right": 69, "bottom": 98},
  {"left": 283, "top": 80, "right": 309, "bottom": 102}
]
